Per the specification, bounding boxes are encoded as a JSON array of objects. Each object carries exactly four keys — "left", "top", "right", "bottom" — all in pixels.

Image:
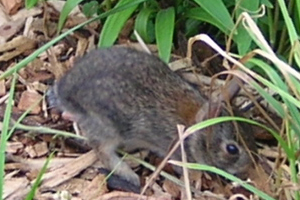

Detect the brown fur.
[{"left": 51, "top": 47, "right": 257, "bottom": 188}]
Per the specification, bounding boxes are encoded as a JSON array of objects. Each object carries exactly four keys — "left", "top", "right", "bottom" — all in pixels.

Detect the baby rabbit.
[{"left": 51, "top": 46, "right": 257, "bottom": 187}]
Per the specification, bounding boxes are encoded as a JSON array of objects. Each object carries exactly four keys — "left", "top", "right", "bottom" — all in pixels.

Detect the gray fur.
[{"left": 52, "top": 47, "right": 257, "bottom": 187}]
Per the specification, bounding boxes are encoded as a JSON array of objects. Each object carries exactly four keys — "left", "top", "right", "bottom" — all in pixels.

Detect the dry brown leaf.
[
  {"left": 47, "top": 0, "right": 81, "bottom": 15},
  {"left": 3, "top": 177, "right": 30, "bottom": 200},
  {"left": 39, "top": 150, "right": 98, "bottom": 189},
  {"left": 51, "top": 178, "right": 93, "bottom": 198},
  {"left": 0, "top": 79, "right": 6, "bottom": 96},
  {"left": 99, "top": 191, "right": 171, "bottom": 200},
  {"left": 259, "top": 147, "right": 283, "bottom": 159},
  {"left": 29, "top": 82, "right": 48, "bottom": 93},
  {"left": 30, "top": 18, "right": 57, "bottom": 37},
  {"left": 11, "top": 6, "right": 43, "bottom": 21},
  {"left": 24, "top": 145, "right": 39, "bottom": 158},
  {"left": 0, "top": 18, "right": 25, "bottom": 43},
  {"left": 17, "top": 90, "right": 42, "bottom": 114},
  {"left": 0, "top": 35, "right": 36, "bottom": 61},
  {"left": 81, "top": 174, "right": 108, "bottom": 199},
  {"left": 6, "top": 141, "right": 23, "bottom": 153},
  {"left": 0, "top": 0, "right": 22, "bottom": 15},
  {"left": 247, "top": 165, "right": 274, "bottom": 198},
  {"left": 40, "top": 44, "right": 69, "bottom": 79},
  {"left": 162, "top": 179, "right": 180, "bottom": 198},
  {"left": 151, "top": 182, "right": 172, "bottom": 199},
  {"left": 0, "top": 7, "right": 10, "bottom": 27},
  {"left": 75, "top": 37, "right": 88, "bottom": 57},
  {"left": 6, "top": 156, "right": 76, "bottom": 172},
  {"left": 33, "top": 142, "right": 48, "bottom": 157}
]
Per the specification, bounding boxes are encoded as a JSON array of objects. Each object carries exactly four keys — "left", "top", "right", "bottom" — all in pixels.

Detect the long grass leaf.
[
  {"left": 155, "top": 7, "right": 175, "bottom": 63},
  {"left": 57, "top": 0, "right": 84, "bottom": 33},
  {"left": 277, "top": 0, "right": 300, "bottom": 67},
  {"left": 98, "top": 0, "right": 141, "bottom": 47},
  {"left": 185, "top": 7, "right": 229, "bottom": 34},
  {"left": 193, "top": 0, "right": 234, "bottom": 32},
  {"left": 0, "top": 72, "right": 18, "bottom": 198},
  {"left": 25, "top": 152, "right": 55, "bottom": 200},
  {"left": 134, "top": 7, "right": 156, "bottom": 43},
  {"left": 169, "top": 162, "right": 275, "bottom": 200}
]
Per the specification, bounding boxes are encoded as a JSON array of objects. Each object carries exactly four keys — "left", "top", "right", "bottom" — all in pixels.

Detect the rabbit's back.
[{"left": 55, "top": 47, "right": 205, "bottom": 127}]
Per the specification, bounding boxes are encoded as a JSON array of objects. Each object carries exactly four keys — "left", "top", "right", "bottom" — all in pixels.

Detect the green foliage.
[
  {"left": 155, "top": 7, "right": 175, "bottom": 63},
  {"left": 82, "top": 1, "right": 100, "bottom": 18},
  {"left": 193, "top": 0, "right": 235, "bottom": 32},
  {"left": 277, "top": 0, "right": 300, "bottom": 66},
  {"left": 234, "top": 0, "right": 260, "bottom": 55},
  {"left": 233, "top": 8, "right": 300, "bottom": 198},
  {"left": 185, "top": 7, "right": 230, "bottom": 35},
  {"left": 27, "top": 0, "right": 300, "bottom": 66},
  {"left": 25, "top": 0, "right": 39, "bottom": 9},
  {"left": 134, "top": 7, "right": 156, "bottom": 43},
  {"left": 98, "top": 0, "right": 142, "bottom": 47}
]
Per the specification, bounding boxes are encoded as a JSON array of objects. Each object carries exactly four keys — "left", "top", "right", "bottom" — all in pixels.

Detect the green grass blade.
[
  {"left": 296, "top": 0, "right": 300, "bottom": 32},
  {"left": 193, "top": 0, "right": 235, "bottom": 32},
  {"left": 261, "top": 0, "right": 273, "bottom": 8},
  {"left": 249, "top": 58, "right": 300, "bottom": 133},
  {"left": 0, "top": 72, "right": 18, "bottom": 198},
  {"left": 277, "top": 0, "right": 300, "bottom": 67},
  {"left": 185, "top": 7, "right": 229, "bottom": 34},
  {"left": 14, "top": 123, "right": 86, "bottom": 140},
  {"left": 251, "top": 73, "right": 300, "bottom": 110},
  {"left": 25, "top": 152, "right": 55, "bottom": 200},
  {"left": 170, "top": 162, "right": 275, "bottom": 200},
  {"left": 134, "top": 7, "right": 156, "bottom": 43},
  {"left": 250, "top": 81, "right": 284, "bottom": 115},
  {"left": 98, "top": 0, "right": 141, "bottom": 47},
  {"left": 290, "top": 76, "right": 300, "bottom": 97},
  {"left": 25, "top": 0, "right": 39, "bottom": 9},
  {"left": 57, "top": 0, "right": 84, "bottom": 33},
  {"left": 155, "top": 7, "right": 175, "bottom": 63}
]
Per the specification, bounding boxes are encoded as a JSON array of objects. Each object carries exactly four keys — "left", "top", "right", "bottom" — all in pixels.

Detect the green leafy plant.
[
  {"left": 155, "top": 7, "right": 175, "bottom": 62},
  {"left": 25, "top": 152, "right": 55, "bottom": 200},
  {"left": 98, "top": 0, "right": 141, "bottom": 47},
  {"left": 30, "top": 0, "right": 300, "bottom": 67},
  {"left": 25, "top": 0, "right": 39, "bottom": 9},
  {"left": 182, "top": 5, "right": 300, "bottom": 196},
  {"left": 82, "top": 1, "right": 100, "bottom": 17}
]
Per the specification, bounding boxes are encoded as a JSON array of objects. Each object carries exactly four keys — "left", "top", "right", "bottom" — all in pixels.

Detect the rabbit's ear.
[
  {"left": 218, "top": 76, "right": 242, "bottom": 103},
  {"left": 195, "top": 102, "right": 222, "bottom": 122},
  {"left": 195, "top": 77, "right": 243, "bottom": 123}
]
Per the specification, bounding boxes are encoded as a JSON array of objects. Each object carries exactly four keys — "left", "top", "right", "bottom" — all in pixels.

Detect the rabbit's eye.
[{"left": 226, "top": 144, "right": 239, "bottom": 155}]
